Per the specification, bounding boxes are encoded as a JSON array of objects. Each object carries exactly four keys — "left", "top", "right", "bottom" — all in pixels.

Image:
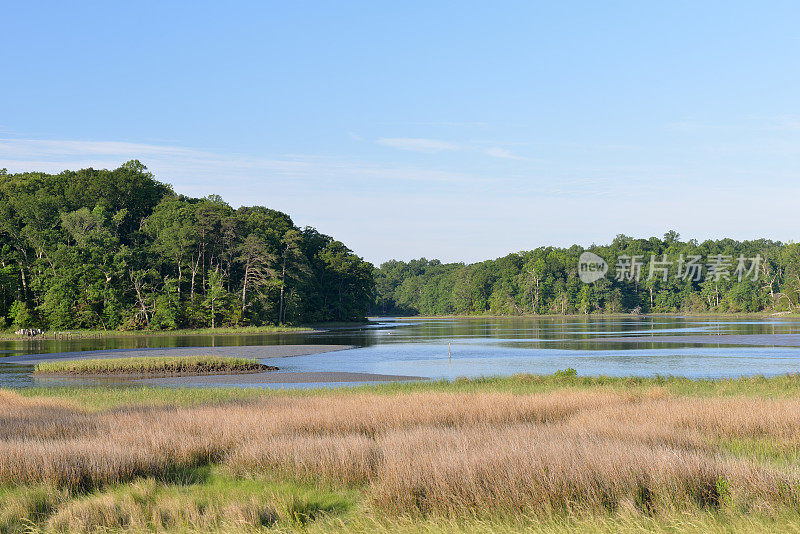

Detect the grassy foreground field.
[
  {"left": 34, "top": 356, "right": 276, "bottom": 376},
  {"left": 5, "top": 374, "right": 800, "bottom": 533}
]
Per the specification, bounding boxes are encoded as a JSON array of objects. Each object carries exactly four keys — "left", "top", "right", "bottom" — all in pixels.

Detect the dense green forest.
[
  {"left": 4, "top": 162, "right": 798, "bottom": 330},
  {"left": 373, "top": 232, "right": 800, "bottom": 316},
  {"left": 0, "top": 162, "right": 374, "bottom": 330}
]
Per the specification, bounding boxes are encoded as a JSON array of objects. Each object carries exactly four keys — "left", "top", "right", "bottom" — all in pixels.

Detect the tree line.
[
  {"left": 373, "top": 231, "right": 800, "bottom": 316},
  {"left": 0, "top": 161, "right": 374, "bottom": 330}
]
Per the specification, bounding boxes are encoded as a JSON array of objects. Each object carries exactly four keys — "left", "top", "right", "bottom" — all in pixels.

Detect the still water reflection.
[{"left": 2, "top": 316, "right": 800, "bottom": 387}]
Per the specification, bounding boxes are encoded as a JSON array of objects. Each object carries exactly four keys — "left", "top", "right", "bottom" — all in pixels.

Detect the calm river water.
[{"left": 2, "top": 316, "right": 800, "bottom": 388}]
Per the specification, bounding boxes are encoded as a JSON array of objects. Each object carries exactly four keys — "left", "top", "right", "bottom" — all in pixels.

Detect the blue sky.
[{"left": 2, "top": 1, "right": 800, "bottom": 264}]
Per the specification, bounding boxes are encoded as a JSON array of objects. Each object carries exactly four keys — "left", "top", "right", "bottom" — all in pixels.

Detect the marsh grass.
[
  {"left": 33, "top": 356, "right": 276, "bottom": 376},
  {"left": 0, "top": 469, "right": 355, "bottom": 534},
  {"left": 44, "top": 471, "right": 353, "bottom": 532},
  {"left": 20, "top": 373, "right": 800, "bottom": 412},
  {"left": 6, "top": 375, "right": 800, "bottom": 532}
]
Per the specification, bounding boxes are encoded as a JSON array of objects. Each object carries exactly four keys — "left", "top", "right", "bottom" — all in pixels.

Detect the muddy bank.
[{"left": 0, "top": 345, "right": 354, "bottom": 365}]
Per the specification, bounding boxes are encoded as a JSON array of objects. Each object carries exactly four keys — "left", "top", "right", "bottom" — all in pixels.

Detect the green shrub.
[{"left": 554, "top": 368, "right": 578, "bottom": 378}]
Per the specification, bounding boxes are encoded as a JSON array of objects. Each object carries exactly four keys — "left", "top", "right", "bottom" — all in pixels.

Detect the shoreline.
[
  {"left": 0, "top": 320, "right": 373, "bottom": 342},
  {"left": 0, "top": 325, "right": 317, "bottom": 342},
  {"left": 3, "top": 313, "right": 799, "bottom": 342},
  {"left": 135, "top": 370, "right": 426, "bottom": 385},
  {"left": 0, "top": 344, "right": 355, "bottom": 365},
  {"left": 380, "top": 312, "right": 800, "bottom": 320}
]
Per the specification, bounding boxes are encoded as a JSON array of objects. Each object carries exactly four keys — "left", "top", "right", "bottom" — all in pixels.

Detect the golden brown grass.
[{"left": 3, "top": 385, "right": 800, "bottom": 531}]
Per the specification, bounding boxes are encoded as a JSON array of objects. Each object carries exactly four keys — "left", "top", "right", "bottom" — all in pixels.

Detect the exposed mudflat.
[
  {"left": 0, "top": 345, "right": 354, "bottom": 365},
  {"left": 34, "top": 366, "right": 280, "bottom": 379},
  {"left": 1, "top": 345, "right": 428, "bottom": 386}
]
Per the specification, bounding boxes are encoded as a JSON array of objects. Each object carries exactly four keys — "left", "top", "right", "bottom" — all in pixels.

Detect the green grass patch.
[
  {"left": 0, "top": 468, "right": 359, "bottom": 534},
  {"left": 715, "top": 436, "right": 800, "bottom": 466},
  {"left": 345, "top": 372, "right": 800, "bottom": 398},
  {"left": 17, "top": 372, "right": 800, "bottom": 411},
  {"left": 33, "top": 356, "right": 277, "bottom": 377}
]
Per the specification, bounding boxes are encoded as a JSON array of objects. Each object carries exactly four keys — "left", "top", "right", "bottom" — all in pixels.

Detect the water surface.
[{"left": 2, "top": 316, "right": 800, "bottom": 388}]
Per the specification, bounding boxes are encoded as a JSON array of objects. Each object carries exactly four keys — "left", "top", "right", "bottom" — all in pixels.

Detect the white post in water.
[{"left": 449, "top": 342, "right": 451, "bottom": 362}]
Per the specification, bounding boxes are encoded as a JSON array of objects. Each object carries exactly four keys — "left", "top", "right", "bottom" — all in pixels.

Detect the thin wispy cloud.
[
  {"left": 376, "top": 121, "right": 490, "bottom": 128},
  {"left": 0, "top": 138, "right": 310, "bottom": 179},
  {"left": 666, "top": 115, "right": 800, "bottom": 133},
  {"left": 0, "top": 138, "right": 198, "bottom": 158},
  {"left": 377, "top": 137, "right": 462, "bottom": 153},
  {"left": 377, "top": 137, "right": 529, "bottom": 160},
  {"left": 484, "top": 147, "right": 526, "bottom": 160},
  {"left": 0, "top": 137, "right": 488, "bottom": 194},
  {"left": 0, "top": 137, "right": 621, "bottom": 200}
]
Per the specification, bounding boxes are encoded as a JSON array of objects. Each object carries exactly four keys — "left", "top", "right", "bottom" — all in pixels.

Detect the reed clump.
[{"left": 34, "top": 356, "right": 277, "bottom": 376}]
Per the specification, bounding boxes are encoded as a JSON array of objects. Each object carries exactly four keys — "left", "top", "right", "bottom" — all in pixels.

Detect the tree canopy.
[
  {"left": 373, "top": 233, "right": 800, "bottom": 316},
  {"left": 0, "top": 162, "right": 374, "bottom": 330}
]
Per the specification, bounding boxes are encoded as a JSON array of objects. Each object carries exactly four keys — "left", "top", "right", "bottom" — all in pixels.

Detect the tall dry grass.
[
  {"left": 2, "top": 387, "right": 800, "bottom": 519},
  {"left": 374, "top": 424, "right": 795, "bottom": 516}
]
